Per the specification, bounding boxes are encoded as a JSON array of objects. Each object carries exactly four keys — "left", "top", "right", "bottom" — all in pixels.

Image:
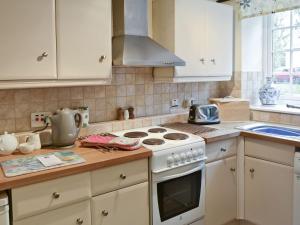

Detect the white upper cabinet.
[
  {"left": 153, "top": 0, "right": 233, "bottom": 82},
  {"left": 0, "top": 0, "right": 57, "bottom": 80},
  {"left": 56, "top": 0, "right": 112, "bottom": 79},
  {"left": 204, "top": 1, "right": 233, "bottom": 77},
  {"left": 0, "top": 0, "right": 111, "bottom": 86}
]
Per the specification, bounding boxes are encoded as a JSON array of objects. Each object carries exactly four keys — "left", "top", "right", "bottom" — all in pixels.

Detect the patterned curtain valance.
[{"left": 240, "top": 0, "right": 300, "bottom": 18}]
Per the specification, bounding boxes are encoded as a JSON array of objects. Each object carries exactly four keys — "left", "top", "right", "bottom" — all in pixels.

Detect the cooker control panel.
[
  {"left": 166, "top": 148, "right": 204, "bottom": 168},
  {"left": 151, "top": 141, "right": 206, "bottom": 172}
]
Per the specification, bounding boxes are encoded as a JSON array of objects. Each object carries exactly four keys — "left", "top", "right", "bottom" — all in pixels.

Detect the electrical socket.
[
  {"left": 171, "top": 99, "right": 179, "bottom": 108},
  {"left": 31, "top": 112, "right": 52, "bottom": 128}
]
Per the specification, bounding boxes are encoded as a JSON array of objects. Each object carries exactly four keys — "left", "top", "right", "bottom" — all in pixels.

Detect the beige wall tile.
[
  {"left": 126, "top": 85, "right": 135, "bottom": 96},
  {"left": 15, "top": 118, "right": 31, "bottom": 132},
  {"left": 136, "top": 95, "right": 145, "bottom": 106},
  {"left": 0, "top": 90, "right": 14, "bottom": 105},
  {"left": 95, "top": 87, "right": 106, "bottom": 98},
  {"left": 83, "top": 87, "right": 95, "bottom": 99},
  {"left": 116, "top": 85, "right": 126, "bottom": 97},
  {"left": 0, "top": 67, "right": 223, "bottom": 133},
  {"left": 135, "top": 84, "right": 145, "bottom": 95},
  {"left": 126, "top": 74, "right": 135, "bottom": 84},
  {"left": 14, "top": 89, "right": 30, "bottom": 104},
  {"left": 0, "top": 119, "right": 15, "bottom": 133},
  {"left": 145, "top": 84, "right": 154, "bottom": 95},
  {"left": 105, "top": 85, "right": 117, "bottom": 97}
]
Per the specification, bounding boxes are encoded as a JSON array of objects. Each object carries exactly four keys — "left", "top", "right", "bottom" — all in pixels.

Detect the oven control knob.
[
  {"left": 167, "top": 156, "right": 174, "bottom": 167},
  {"left": 192, "top": 150, "right": 199, "bottom": 159},
  {"left": 198, "top": 149, "right": 204, "bottom": 157},
  {"left": 180, "top": 153, "right": 187, "bottom": 163},
  {"left": 186, "top": 152, "right": 193, "bottom": 161},
  {"left": 174, "top": 154, "right": 180, "bottom": 165}
]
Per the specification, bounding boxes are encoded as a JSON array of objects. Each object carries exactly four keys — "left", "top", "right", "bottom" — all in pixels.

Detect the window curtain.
[{"left": 240, "top": 0, "right": 300, "bottom": 18}]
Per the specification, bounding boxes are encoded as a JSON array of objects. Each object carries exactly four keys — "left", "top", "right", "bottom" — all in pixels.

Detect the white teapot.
[{"left": 0, "top": 132, "right": 18, "bottom": 155}]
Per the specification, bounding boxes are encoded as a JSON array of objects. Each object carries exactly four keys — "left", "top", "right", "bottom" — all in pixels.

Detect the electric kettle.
[{"left": 50, "top": 108, "right": 82, "bottom": 147}]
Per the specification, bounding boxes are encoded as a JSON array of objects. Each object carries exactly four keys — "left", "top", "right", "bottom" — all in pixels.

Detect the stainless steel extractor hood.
[{"left": 112, "top": 0, "right": 185, "bottom": 67}]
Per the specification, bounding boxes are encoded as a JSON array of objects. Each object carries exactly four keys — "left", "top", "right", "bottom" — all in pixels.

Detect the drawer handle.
[
  {"left": 230, "top": 168, "right": 236, "bottom": 172},
  {"left": 220, "top": 148, "right": 227, "bottom": 152},
  {"left": 102, "top": 210, "right": 109, "bottom": 216},
  {"left": 76, "top": 218, "right": 84, "bottom": 225},
  {"left": 52, "top": 192, "right": 60, "bottom": 199},
  {"left": 120, "top": 174, "right": 127, "bottom": 180},
  {"left": 250, "top": 168, "right": 255, "bottom": 174}
]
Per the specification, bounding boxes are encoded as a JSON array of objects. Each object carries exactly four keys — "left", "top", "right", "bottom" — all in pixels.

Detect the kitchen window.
[{"left": 267, "top": 9, "right": 300, "bottom": 100}]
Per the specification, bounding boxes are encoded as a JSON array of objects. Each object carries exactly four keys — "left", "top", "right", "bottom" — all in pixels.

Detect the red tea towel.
[{"left": 79, "top": 134, "right": 141, "bottom": 151}]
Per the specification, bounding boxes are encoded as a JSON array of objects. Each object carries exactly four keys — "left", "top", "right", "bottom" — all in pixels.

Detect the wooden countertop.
[
  {"left": 0, "top": 144, "right": 152, "bottom": 191},
  {"left": 164, "top": 122, "right": 300, "bottom": 147}
]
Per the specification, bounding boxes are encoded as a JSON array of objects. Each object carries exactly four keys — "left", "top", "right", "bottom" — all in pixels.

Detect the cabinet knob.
[
  {"left": 37, "top": 52, "right": 48, "bottom": 61},
  {"left": 200, "top": 58, "right": 205, "bottom": 64},
  {"left": 220, "top": 148, "right": 227, "bottom": 152},
  {"left": 52, "top": 192, "right": 60, "bottom": 199},
  {"left": 102, "top": 210, "right": 109, "bottom": 216},
  {"left": 76, "top": 218, "right": 84, "bottom": 225},
  {"left": 211, "top": 59, "right": 216, "bottom": 64},
  {"left": 230, "top": 168, "right": 236, "bottom": 172},
  {"left": 99, "top": 55, "right": 107, "bottom": 63},
  {"left": 42, "top": 52, "right": 48, "bottom": 57},
  {"left": 250, "top": 168, "right": 255, "bottom": 173},
  {"left": 120, "top": 174, "right": 127, "bottom": 180}
]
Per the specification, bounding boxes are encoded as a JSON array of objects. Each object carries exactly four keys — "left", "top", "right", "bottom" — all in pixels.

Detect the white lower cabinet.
[
  {"left": 14, "top": 200, "right": 91, "bottom": 225},
  {"left": 245, "top": 156, "right": 293, "bottom": 225},
  {"left": 206, "top": 156, "right": 237, "bottom": 225},
  {"left": 91, "top": 182, "right": 149, "bottom": 225}
]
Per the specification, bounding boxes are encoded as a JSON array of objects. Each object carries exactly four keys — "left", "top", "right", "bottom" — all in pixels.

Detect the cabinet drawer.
[
  {"left": 12, "top": 172, "right": 91, "bottom": 220},
  {"left": 14, "top": 200, "right": 91, "bottom": 225},
  {"left": 91, "top": 182, "right": 149, "bottom": 225},
  {"left": 91, "top": 159, "right": 148, "bottom": 196},
  {"left": 206, "top": 138, "right": 237, "bottom": 163},
  {"left": 245, "top": 138, "right": 295, "bottom": 166}
]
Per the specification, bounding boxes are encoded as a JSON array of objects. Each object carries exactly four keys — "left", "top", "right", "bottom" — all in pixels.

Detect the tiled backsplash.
[
  {"left": 252, "top": 110, "right": 300, "bottom": 126},
  {"left": 0, "top": 67, "right": 222, "bottom": 133}
]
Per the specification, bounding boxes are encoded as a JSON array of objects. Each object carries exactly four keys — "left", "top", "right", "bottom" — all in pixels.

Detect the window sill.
[{"left": 250, "top": 105, "right": 300, "bottom": 116}]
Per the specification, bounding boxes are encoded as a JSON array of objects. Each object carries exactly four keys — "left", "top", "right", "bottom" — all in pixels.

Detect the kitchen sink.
[{"left": 238, "top": 123, "right": 300, "bottom": 138}]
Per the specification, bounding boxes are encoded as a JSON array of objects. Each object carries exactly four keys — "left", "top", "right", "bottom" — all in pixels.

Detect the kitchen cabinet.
[
  {"left": 91, "top": 182, "right": 149, "bottom": 225},
  {"left": 0, "top": 0, "right": 111, "bottom": 87},
  {"left": 206, "top": 156, "right": 237, "bottom": 225},
  {"left": 12, "top": 172, "right": 91, "bottom": 220},
  {"left": 14, "top": 200, "right": 91, "bottom": 225},
  {"left": 245, "top": 156, "right": 293, "bottom": 225},
  {"left": 56, "top": 0, "right": 112, "bottom": 79},
  {"left": 10, "top": 159, "right": 150, "bottom": 225},
  {"left": 0, "top": 0, "right": 57, "bottom": 80},
  {"left": 152, "top": 0, "right": 233, "bottom": 82}
]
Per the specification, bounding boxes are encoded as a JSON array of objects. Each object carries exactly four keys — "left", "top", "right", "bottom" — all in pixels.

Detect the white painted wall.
[{"left": 241, "top": 16, "right": 264, "bottom": 72}]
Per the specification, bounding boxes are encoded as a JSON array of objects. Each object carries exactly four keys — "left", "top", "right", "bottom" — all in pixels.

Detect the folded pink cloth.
[{"left": 80, "top": 134, "right": 141, "bottom": 151}]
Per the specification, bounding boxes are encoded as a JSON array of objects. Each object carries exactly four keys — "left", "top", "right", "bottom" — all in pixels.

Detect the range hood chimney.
[{"left": 112, "top": 0, "right": 185, "bottom": 67}]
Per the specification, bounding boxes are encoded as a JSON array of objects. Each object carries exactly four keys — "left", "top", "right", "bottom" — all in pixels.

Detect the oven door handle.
[{"left": 154, "top": 164, "right": 205, "bottom": 183}]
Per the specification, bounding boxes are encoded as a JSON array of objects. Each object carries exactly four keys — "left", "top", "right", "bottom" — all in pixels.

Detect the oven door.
[{"left": 152, "top": 161, "right": 205, "bottom": 225}]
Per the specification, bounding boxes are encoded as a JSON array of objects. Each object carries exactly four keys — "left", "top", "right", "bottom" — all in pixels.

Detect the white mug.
[{"left": 26, "top": 133, "right": 41, "bottom": 150}]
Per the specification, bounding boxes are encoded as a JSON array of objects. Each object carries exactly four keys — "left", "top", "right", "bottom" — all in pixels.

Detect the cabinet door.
[
  {"left": 0, "top": 0, "right": 57, "bottom": 80},
  {"left": 204, "top": 1, "right": 233, "bottom": 77},
  {"left": 206, "top": 156, "right": 237, "bottom": 225},
  {"left": 91, "top": 182, "right": 149, "bottom": 225},
  {"left": 14, "top": 200, "right": 91, "bottom": 225},
  {"left": 245, "top": 157, "right": 293, "bottom": 225},
  {"left": 56, "top": 0, "right": 112, "bottom": 79},
  {"left": 174, "top": 0, "right": 207, "bottom": 77}
]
